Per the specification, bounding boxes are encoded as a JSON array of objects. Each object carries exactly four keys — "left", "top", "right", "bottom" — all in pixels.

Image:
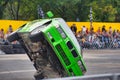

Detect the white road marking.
[
  {"left": 0, "top": 70, "right": 35, "bottom": 74},
  {"left": 0, "top": 54, "right": 29, "bottom": 60},
  {"left": 0, "top": 58, "right": 29, "bottom": 60}
]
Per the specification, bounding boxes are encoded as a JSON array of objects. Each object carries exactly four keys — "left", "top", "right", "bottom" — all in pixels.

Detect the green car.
[{"left": 7, "top": 18, "right": 87, "bottom": 79}]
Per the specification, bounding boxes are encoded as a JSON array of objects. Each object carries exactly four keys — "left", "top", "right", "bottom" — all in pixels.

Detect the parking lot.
[{"left": 0, "top": 49, "right": 120, "bottom": 80}]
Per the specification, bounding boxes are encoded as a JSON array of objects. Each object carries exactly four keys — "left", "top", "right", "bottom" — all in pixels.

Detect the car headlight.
[
  {"left": 78, "top": 60, "right": 86, "bottom": 73},
  {"left": 47, "top": 32, "right": 53, "bottom": 39},
  {"left": 78, "top": 60, "right": 82, "bottom": 66},
  {"left": 57, "top": 27, "right": 66, "bottom": 38}
]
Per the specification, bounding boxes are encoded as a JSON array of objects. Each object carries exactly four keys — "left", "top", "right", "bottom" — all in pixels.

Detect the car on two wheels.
[{"left": 7, "top": 18, "right": 87, "bottom": 79}]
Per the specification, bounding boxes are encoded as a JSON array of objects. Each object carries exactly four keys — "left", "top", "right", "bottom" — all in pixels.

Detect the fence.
[
  {"left": 77, "top": 34, "right": 120, "bottom": 49},
  {"left": 45, "top": 73, "right": 120, "bottom": 80},
  {"left": 0, "top": 44, "right": 25, "bottom": 54},
  {"left": 0, "top": 20, "right": 120, "bottom": 34}
]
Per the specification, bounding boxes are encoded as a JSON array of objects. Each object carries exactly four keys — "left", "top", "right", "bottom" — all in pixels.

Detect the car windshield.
[{"left": 19, "top": 32, "right": 40, "bottom": 52}]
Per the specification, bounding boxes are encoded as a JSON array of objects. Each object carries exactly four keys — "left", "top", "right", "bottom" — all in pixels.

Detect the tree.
[
  {"left": 1, "top": 0, "right": 120, "bottom": 22},
  {"left": 90, "top": 0, "right": 117, "bottom": 22},
  {"left": 102, "top": 5, "right": 117, "bottom": 22},
  {"left": 0, "top": 0, "right": 9, "bottom": 19},
  {"left": 6, "top": 0, "right": 21, "bottom": 20}
]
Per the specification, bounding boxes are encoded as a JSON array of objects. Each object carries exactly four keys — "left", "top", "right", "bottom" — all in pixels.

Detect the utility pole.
[
  {"left": 37, "top": 5, "right": 45, "bottom": 19},
  {"left": 90, "top": 7, "right": 93, "bottom": 33}
]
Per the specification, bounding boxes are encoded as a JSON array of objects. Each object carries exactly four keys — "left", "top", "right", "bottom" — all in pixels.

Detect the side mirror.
[{"left": 46, "top": 11, "right": 54, "bottom": 18}]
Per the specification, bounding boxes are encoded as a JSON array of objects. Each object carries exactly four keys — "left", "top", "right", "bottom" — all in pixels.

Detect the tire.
[
  {"left": 7, "top": 32, "right": 20, "bottom": 42},
  {"left": 29, "top": 32, "right": 44, "bottom": 43},
  {"left": 34, "top": 71, "right": 44, "bottom": 80}
]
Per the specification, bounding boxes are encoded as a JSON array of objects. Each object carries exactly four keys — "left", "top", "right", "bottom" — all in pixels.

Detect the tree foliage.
[
  {"left": 0, "top": 0, "right": 120, "bottom": 22},
  {"left": 0, "top": 0, "right": 9, "bottom": 18}
]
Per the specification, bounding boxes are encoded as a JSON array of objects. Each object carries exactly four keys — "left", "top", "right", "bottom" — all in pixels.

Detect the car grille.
[{"left": 56, "top": 44, "right": 71, "bottom": 66}]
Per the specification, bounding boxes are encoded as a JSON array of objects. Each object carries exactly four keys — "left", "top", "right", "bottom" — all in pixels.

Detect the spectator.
[
  {"left": 97, "top": 27, "right": 101, "bottom": 34},
  {"left": 113, "top": 30, "right": 116, "bottom": 38},
  {"left": 76, "top": 32, "right": 84, "bottom": 47},
  {"left": 88, "top": 33, "right": 95, "bottom": 43},
  {"left": 109, "top": 26, "right": 112, "bottom": 35},
  {"left": 0, "top": 29, "right": 5, "bottom": 44},
  {"left": 81, "top": 35, "right": 90, "bottom": 49},
  {"left": 91, "top": 27, "right": 94, "bottom": 33},
  {"left": 70, "top": 24, "right": 77, "bottom": 34},
  {"left": 86, "top": 28, "right": 89, "bottom": 34},
  {"left": 104, "top": 30, "right": 109, "bottom": 48},
  {"left": 116, "top": 30, "right": 119, "bottom": 38},
  {"left": 76, "top": 31, "right": 82, "bottom": 39},
  {"left": 92, "top": 35, "right": 101, "bottom": 49},
  {"left": 113, "top": 36, "right": 118, "bottom": 48},
  {"left": 0, "top": 29, "right": 5, "bottom": 39},
  {"left": 8, "top": 25, "right": 13, "bottom": 33},
  {"left": 4, "top": 31, "right": 10, "bottom": 45},
  {"left": 82, "top": 26, "right": 86, "bottom": 35},
  {"left": 96, "top": 27, "right": 102, "bottom": 40},
  {"left": 102, "top": 25, "right": 106, "bottom": 32}
]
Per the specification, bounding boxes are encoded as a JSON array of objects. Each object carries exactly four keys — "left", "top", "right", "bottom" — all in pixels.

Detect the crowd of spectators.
[
  {"left": 0, "top": 25, "right": 15, "bottom": 45},
  {"left": 71, "top": 24, "right": 120, "bottom": 49},
  {"left": 0, "top": 24, "right": 120, "bottom": 50},
  {"left": 0, "top": 25, "right": 25, "bottom": 54}
]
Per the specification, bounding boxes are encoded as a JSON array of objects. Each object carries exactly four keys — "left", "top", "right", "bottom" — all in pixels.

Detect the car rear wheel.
[{"left": 34, "top": 71, "right": 45, "bottom": 80}]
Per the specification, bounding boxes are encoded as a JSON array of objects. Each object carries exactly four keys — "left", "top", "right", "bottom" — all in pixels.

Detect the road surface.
[{"left": 0, "top": 49, "right": 120, "bottom": 80}]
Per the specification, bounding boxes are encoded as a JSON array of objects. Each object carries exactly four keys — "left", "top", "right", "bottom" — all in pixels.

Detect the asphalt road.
[
  {"left": 83, "top": 49, "right": 120, "bottom": 75},
  {"left": 0, "top": 54, "right": 35, "bottom": 80},
  {"left": 0, "top": 49, "right": 120, "bottom": 80}
]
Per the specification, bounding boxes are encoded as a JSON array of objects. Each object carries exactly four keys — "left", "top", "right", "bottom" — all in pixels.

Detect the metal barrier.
[
  {"left": 44, "top": 73, "right": 120, "bottom": 80},
  {"left": 0, "top": 44, "right": 25, "bottom": 54}
]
